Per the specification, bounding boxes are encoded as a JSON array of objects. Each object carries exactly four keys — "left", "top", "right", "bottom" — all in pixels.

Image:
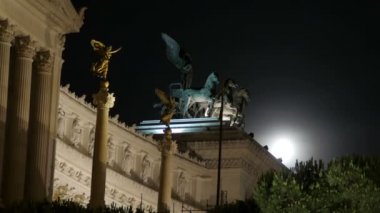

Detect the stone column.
[
  {"left": 157, "top": 128, "right": 177, "bottom": 213},
  {"left": 0, "top": 19, "right": 14, "bottom": 204},
  {"left": 2, "top": 36, "right": 35, "bottom": 205},
  {"left": 46, "top": 55, "right": 64, "bottom": 200},
  {"left": 89, "top": 81, "right": 115, "bottom": 208},
  {"left": 24, "top": 50, "right": 54, "bottom": 201}
]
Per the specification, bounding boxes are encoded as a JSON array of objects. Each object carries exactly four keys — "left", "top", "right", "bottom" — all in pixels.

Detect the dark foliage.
[
  {"left": 0, "top": 200, "right": 153, "bottom": 213},
  {"left": 208, "top": 199, "right": 260, "bottom": 213},
  {"left": 255, "top": 155, "right": 380, "bottom": 212}
]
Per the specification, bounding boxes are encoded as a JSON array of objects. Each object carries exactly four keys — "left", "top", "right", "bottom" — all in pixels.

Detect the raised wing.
[
  {"left": 90, "top": 39, "right": 106, "bottom": 52},
  {"left": 155, "top": 88, "right": 171, "bottom": 106},
  {"left": 110, "top": 47, "right": 122, "bottom": 54},
  {"left": 161, "top": 33, "right": 186, "bottom": 70}
]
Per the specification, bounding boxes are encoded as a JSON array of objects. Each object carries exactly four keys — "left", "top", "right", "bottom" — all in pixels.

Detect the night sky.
[{"left": 63, "top": 1, "right": 380, "bottom": 166}]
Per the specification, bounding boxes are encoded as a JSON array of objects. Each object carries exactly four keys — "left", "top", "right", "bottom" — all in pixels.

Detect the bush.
[
  {"left": 254, "top": 156, "right": 380, "bottom": 213},
  {"left": 0, "top": 199, "right": 153, "bottom": 213}
]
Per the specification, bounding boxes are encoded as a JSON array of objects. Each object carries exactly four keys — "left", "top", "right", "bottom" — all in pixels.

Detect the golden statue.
[
  {"left": 90, "top": 39, "right": 121, "bottom": 79},
  {"left": 155, "top": 88, "right": 176, "bottom": 127}
]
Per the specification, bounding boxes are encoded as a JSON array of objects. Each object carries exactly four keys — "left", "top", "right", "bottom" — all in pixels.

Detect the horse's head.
[
  {"left": 210, "top": 72, "right": 219, "bottom": 84},
  {"left": 205, "top": 72, "right": 220, "bottom": 89},
  {"left": 224, "top": 78, "right": 238, "bottom": 89}
]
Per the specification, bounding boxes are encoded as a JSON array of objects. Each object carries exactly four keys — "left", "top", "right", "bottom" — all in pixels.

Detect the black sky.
[{"left": 63, "top": 0, "right": 380, "bottom": 165}]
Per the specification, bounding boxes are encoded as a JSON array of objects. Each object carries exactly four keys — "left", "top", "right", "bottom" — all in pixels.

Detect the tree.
[{"left": 254, "top": 156, "right": 380, "bottom": 213}]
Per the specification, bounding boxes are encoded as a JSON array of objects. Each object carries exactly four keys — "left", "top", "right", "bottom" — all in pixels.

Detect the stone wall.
[{"left": 55, "top": 85, "right": 210, "bottom": 211}]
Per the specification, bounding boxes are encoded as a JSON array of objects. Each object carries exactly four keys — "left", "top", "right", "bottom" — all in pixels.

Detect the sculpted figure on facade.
[
  {"left": 71, "top": 118, "right": 82, "bottom": 148},
  {"left": 141, "top": 155, "right": 151, "bottom": 181},
  {"left": 57, "top": 106, "right": 65, "bottom": 138},
  {"left": 107, "top": 136, "right": 115, "bottom": 166},
  {"left": 122, "top": 145, "right": 132, "bottom": 174},
  {"left": 178, "top": 171, "right": 187, "bottom": 198}
]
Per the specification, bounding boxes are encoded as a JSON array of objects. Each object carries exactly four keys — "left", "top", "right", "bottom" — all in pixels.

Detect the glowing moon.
[{"left": 270, "top": 137, "right": 295, "bottom": 166}]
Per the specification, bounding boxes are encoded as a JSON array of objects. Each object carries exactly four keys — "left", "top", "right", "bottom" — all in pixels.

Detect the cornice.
[
  {"left": 23, "top": 0, "right": 85, "bottom": 34},
  {"left": 188, "top": 139, "right": 285, "bottom": 170},
  {"left": 204, "top": 158, "right": 257, "bottom": 176}
]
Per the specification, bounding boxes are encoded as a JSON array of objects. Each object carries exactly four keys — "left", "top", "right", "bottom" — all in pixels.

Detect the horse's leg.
[
  {"left": 181, "top": 100, "right": 187, "bottom": 118},
  {"left": 182, "top": 97, "right": 190, "bottom": 118},
  {"left": 186, "top": 100, "right": 195, "bottom": 118},
  {"left": 202, "top": 102, "right": 209, "bottom": 117}
]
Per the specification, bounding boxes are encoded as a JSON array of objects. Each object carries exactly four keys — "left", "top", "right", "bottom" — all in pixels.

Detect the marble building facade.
[
  {"left": 54, "top": 85, "right": 285, "bottom": 212},
  {"left": 54, "top": 85, "right": 214, "bottom": 211}
]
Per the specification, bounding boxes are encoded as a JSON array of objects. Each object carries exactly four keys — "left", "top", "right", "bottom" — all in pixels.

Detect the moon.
[{"left": 270, "top": 137, "right": 295, "bottom": 167}]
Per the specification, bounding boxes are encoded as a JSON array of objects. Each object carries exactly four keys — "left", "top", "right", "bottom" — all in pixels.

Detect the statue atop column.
[
  {"left": 89, "top": 39, "right": 118, "bottom": 208},
  {"left": 90, "top": 39, "right": 121, "bottom": 80},
  {"left": 155, "top": 88, "right": 176, "bottom": 127},
  {"left": 155, "top": 88, "right": 177, "bottom": 213}
]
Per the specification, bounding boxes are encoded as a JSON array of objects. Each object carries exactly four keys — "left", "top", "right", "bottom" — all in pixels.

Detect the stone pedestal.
[
  {"left": 24, "top": 51, "right": 54, "bottom": 201},
  {"left": 157, "top": 128, "right": 177, "bottom": 213},
  {"left": 2, "top": 36, "right": 35, "bottom": 205},
  {"left": 89, "top": 81, "right": 115, "bottom": 208},
  {"left": 0, "top": 19, "right": 13, "bottom": 204}
]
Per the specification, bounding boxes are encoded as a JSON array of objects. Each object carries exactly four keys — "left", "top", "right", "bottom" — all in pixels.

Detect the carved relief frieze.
[
  {"left": 204, "top": 158, "right": 255, "bottom": 176},
  {"left": 54, "top": 157, "right": 141, "bottom": 207},
  {"left": 53, "top": 179, "right": 75, "bottom": 201},
  {"left": 55, "top": 158, "right": 91, "bottom": 187}
]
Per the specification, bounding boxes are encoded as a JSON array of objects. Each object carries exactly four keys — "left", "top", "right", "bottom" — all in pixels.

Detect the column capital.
[
  {"left": 92, "top": 81, "right": 115, "bottom": 109},
  {"left": 34, "top": 51, "right": 54, "bottom": 74},
  {"left": 0, "top": 20, "right": 14, "bottom": 43},
  {"left": 15, "top": 36, "right": 35, "bottom": 59}
]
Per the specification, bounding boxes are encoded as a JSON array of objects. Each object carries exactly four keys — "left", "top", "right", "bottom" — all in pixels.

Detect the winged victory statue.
[
  {"left": 155, "top": 88, "right": 177, "bottom": 127},
  {"left": 90, "top": 39, "right": 121, "bottom": 80},
  {"left": 161, "top": 33, "right": 193, "bottom": 89}
]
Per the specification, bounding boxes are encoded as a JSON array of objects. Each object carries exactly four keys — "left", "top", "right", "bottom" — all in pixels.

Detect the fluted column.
[
  {"left": 89, "top": 81, "right": 115, "bottom": 208},
  {"left": 158, "top": 128, "right": 177, "bottom": 213},
  {"left": 2, "top": 36, "right": 35, "bottom": 205},
  {"left": 0, "top": 19, "right": 14, "bottom": 204},
  {"left": 24, "top": 50, "right": 54, "bottom": 201}
]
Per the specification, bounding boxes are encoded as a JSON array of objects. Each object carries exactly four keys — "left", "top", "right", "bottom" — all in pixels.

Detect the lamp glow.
[{"left": 270, "top": 137, "right": 295, "bottom": 166}]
